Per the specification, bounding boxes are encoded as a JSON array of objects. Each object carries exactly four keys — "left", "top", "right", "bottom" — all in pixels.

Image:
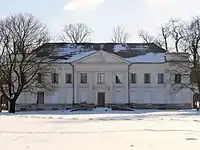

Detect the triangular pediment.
[{"left": 74, "top": 50, "right": 130, "bottom": 64}]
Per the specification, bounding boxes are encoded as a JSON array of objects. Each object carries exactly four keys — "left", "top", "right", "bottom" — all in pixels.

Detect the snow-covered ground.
[{"left": 1, "top": 109, "right": 200, "bottom": 150}]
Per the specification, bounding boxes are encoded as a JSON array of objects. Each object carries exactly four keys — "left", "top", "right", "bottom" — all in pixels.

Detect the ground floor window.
[
  {"left": 66, "top": 73, "right": 72, "bottom": 83},
  {"left": 37, "top": 91, "right": 44, "bottom": 104}
]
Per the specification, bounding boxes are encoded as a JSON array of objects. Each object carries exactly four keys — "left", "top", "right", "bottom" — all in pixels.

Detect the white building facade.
[{"left": 14, "top": 44, "right": 194, "bottom": 111}]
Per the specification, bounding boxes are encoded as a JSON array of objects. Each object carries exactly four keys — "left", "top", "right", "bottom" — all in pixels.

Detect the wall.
[
  {"left": 73, "top": 63, "right": 129, "bottom": 105},
  {"left": 16, "top": 51, "right": 194, "bottom": 109},
  {"left": 129, "top": 63, "right": 168, "bottom": 105},
  {"left": 17, "top": 63, "right": 73, "bottom": 105}
]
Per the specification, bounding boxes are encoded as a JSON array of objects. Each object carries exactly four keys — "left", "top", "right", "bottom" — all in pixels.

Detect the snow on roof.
[
  {"left": 130, "top": 45, "right": 150, "bottom": 51},
  {"left": 114, "top": 44, "right": 127, "bottom": 53},
  {"left": 56, "top": 44, "right": 88, "bottom": 56},
  {"left": 126, "top": 53, "right": 166, "bottom": 63},
  {"left": 66, "top": 50, "right": 97, "bottom": 63},
  {"left": 57, "top": 47, "right": 76, "bottom": 56},
  {"left": 114, "top": 44, "right": 151, "bottom": 53}
]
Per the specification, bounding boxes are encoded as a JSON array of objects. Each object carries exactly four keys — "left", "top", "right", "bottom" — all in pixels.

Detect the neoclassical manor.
[{"left": 14, "top": 43, "right": 193, "bottom": 111}]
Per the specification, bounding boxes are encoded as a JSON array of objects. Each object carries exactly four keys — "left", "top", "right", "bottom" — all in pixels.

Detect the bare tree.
[
  {"left": 184, "top": 17, "right": 200, "bottom": 93},
  {"left": 0, "top": 13, "right": 54, "bottom": 113},
  {"left": 161, "top": 25, "right": 170, "bottom": 51},
  {"left": 139, "top": 30, "right": 154, "bottom": 43},
  {"left": 60, "top": 23, "right": 92, "bottom": 43},
  {"left": 139, "top": 30, "right": 165, "bottom": 48},
  {"left": 112, "top": 26, "right": 129, "bottom": 43},
  {"left": 139, "top": 17, "right": 200, "bottom": 99},
  {"left": 167, "top": 17, "right": 200, "bottom": 96},
  {"left": 139, "top": 20, "right": 186, "bottom": 51},
  {"left": 167, "top": 19, "right": 184, "bottom": 52}
]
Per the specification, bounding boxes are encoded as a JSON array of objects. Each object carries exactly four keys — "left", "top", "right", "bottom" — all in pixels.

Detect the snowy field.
[{"left": 1, "top": 108, "right": 200, "bottom": 150}]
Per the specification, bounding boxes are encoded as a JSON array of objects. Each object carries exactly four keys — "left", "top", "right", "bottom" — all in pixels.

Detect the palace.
[{"left": 15, "top": 43, "right": 193, "bottom": 111}]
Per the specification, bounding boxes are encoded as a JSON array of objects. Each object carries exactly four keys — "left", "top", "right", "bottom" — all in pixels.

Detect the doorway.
[{"left": 97, "top": 92, "right": 105, "bottom": 107}]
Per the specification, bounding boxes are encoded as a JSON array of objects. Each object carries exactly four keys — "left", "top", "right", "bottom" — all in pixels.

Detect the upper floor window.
[
  {"left": 52, "top": 73, "right": 59, "bottom": 84},
  {"left": 158, "top": 73, "right": 164, "bottom": 84},
  {"left": 144, "top": 73, "right": 151, "bottom": 84},
  {"left": 175, "top": 74, "right": 181, "bottom": 84},
  {"left": 130, "top": 73, "right": 137, "bottom": 84},
  {"left": 97, "top": 73, "right": 105, "bottom": 84},
  {"left": 80, "top": 73, "right": 87, "bottom": 84},
  {"left": 116, "top": 73, "right": 123, "bottom": 84},
  {"left": 37, "top": 73, "right": 43, "bottom": 83},
  {"left": 66, "top": 73, "right": 72, "bottom": 84}
]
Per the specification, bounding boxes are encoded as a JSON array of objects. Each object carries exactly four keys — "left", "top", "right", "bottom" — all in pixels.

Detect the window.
[
  {"left": 158, "top": 73, "right": 164, "bottom": 84},
  {"left": 66, "top": 73, "right": 72, "bottom": 84},
  {"left": 37, "top": 91, "right": 44, "bottom": 104},
  {"left": 144, "top": 73, "right": 151, "bottom": 84},
  {"left": 97, "top": 73, "right": 105, "bottom": 84},
  {"left": 130, "top": 73, "right": 137, "bottom": 84},
  {"left": 52, "top": 73, "right": 59, "bottom": 84},
  {"left": 37, "top": 73, "right": 43, "bottom": 83},
  {"left": 175, "top": 74, "right": 181, "bottom": 84},
  {"left": 116, "top": 73, "right": 122, "bottom": 84},
  {"left": 80, "top": 73, "right": 87, "bottom": 83}
]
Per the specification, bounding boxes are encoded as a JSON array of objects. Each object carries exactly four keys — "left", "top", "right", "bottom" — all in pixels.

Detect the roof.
[
  {"left": 35, "top": 42, "right": 167, "bottom": 63},
  {"left": 37, "top": 42, "right": 166, "bottom": 54}
]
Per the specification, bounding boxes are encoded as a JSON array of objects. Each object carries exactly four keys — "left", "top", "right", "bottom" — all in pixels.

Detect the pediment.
[{"left": 74, "top": 50, "right": 130, "bottom": 64}]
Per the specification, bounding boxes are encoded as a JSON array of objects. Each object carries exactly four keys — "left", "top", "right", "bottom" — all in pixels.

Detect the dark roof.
[{"left": 36, "top": 42, "right": 167, "bottom": 58}]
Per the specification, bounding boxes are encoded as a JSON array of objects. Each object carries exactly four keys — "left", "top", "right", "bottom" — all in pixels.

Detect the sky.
[{"left": 1, "top": 0, "right": 200, "bottom": 42}]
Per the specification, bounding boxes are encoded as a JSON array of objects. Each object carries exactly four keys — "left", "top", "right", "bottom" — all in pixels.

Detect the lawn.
[{"left": 0, "top": 108, "right": 200, "bottom": 150}]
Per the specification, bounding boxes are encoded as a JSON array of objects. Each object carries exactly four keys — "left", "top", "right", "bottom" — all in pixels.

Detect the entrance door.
[
  {"left": 98, "top": 92, "right": 105, "bottom": 107},
  {"left": 37, "top": 92, "right": 44, "bottom": 104}
]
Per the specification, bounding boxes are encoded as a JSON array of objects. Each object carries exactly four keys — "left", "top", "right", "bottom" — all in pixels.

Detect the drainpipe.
[
  {"left": 69, "top": 63, "right": 75, "bottom": 108},
  {"left": 128, "top": 63, "right": 132, "bottom": 105}
]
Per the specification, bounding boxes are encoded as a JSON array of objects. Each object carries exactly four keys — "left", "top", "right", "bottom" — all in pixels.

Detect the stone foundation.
[
  {"left": 15, "top": 104, "right": 74, "bottom": 112},
  {"left": 15, "top": 103, "right": 192, "bottom": 112},
  {"left": 127, "top": 103, "right": 192, "bottom": 109}
]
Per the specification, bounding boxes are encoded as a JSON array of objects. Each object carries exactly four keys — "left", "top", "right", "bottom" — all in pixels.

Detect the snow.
[
  {"left": 114, "top": 44, "right": 127, "bottom": 53},
  {"left": 57, "top": 47, "right": 77, "bottom": 56},
  {"left": 66, "top": 50, "right": 97, "bottom": 62},
  {"left": 54, "top": 44, "right": 165, "bottom": 63},
  {"left": 53, "top": 44, "right": 97, "bottom": 63},
  {"left": 126, "top": 53, "right": 166, "bottom": 63},
  {"left": 130, "top": 45, "right": 150, "bottom": 51},
  {"left": 1, "top": 109, "right": 200, "bottom": 150},
  {"left": 114, "top": 44, "right": 151, "bottom": 52},
  {"left": 56, "top": 44, "right": 92, "bottom": 57}
]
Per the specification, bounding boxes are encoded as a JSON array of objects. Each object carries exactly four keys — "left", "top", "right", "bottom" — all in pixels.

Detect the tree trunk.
[
  {"left": 175, "top": 41, "right": 179, "bottom": 52},
  {"left": 9, "top": 100, "right": 16, "bottom": 113}
]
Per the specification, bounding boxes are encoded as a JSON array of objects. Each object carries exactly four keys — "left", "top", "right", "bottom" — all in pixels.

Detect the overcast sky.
[{"left": 1, "top": 0, "right": 200, "bottom": 42}]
